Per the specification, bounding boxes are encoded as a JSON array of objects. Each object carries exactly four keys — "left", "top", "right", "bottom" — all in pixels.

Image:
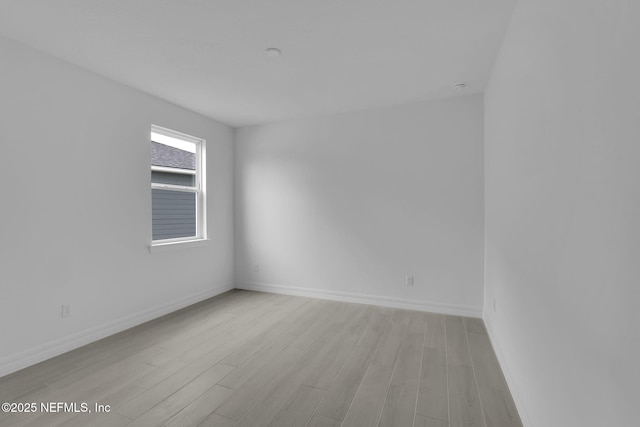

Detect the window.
[{"left": 150, "top": 125, "right": 206, "bottom": 247}]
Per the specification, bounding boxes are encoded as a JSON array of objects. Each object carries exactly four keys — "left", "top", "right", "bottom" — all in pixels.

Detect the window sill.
[{"left": 149, "top": 238, "right": 209, "bottom": 253}]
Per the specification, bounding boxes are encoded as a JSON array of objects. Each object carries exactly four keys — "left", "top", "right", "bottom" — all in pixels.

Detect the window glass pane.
[
  {"left": 151, "top": 170, "right": 195, "bottom": 186},
  {"left": 152, "top": 189, "right": 196, "bottom": 240}
]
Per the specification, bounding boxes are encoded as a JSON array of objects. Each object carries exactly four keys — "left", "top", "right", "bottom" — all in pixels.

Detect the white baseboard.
[
  {"left": 0, "top": 282, "right": 234, "bottom": 378},
  {"left": 235, "top": 281, "right": 482, "bottom": 318},
  {"left": 484, "top": 317, "right": 534, "bottom": 427}
]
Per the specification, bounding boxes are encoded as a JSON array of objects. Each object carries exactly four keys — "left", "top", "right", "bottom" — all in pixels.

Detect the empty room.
[{"left": 0, "top": 1, "right": 637, "bottom": 426}]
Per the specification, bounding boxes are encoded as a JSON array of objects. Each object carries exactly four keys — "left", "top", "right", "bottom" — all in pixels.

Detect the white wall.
[
  {"left": 235, "top": 96, "right": 484, "bottom": 316},
  {"left": 484, "top": 1, "right": 640, "bottom": 426},
  {"left": 0, "top": 36, "right": 235, "bottom": 375}
]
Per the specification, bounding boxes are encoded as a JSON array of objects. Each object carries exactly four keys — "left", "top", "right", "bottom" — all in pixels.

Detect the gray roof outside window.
[{"left": 151, "top": 141, "right": 195, "bottom": 170}]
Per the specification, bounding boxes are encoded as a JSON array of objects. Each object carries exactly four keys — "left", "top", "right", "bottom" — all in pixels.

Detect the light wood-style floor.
[{"left": 0, "top": 290, "right": 522, "bottom": 427}]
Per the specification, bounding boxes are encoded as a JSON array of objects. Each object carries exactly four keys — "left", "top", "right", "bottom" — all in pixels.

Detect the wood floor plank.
[
  {"left": 228, "top": 304, "right": 361, "bottom": 426},
  {"left": 417, "top": 347, "right": 449, "bottom": 422},
  {"left": 312, "top": 308, "right": 390, "bottom": 421},
  {"left": 306, "top": 414, "right": 342, "bottom": 427},
  {"left": 135, "top": 305, "right": 290, "bottom": 391},
  {"left": 445, "top": 316, "right": 473, "bottom": 367},
  {"left": 144, "top": 297, "right": 282, "bottom": 367},
  {"left": 217, "top": 333, "right": 298, "bottom": 390},
  {"left": 196, "top": 412, "right": 235, "bottom": 427},
  {"left": 148, "top": 311, "right": 237, "bottom": 356},
  {"left": 448, "top": 364, "right": 483, "bottom": 427},
  {"left": 268, "top": 385, "right": 325, "bottom": 427},
  {"left": 163, "top": 384, "right": 233, "bottom": 427},
  {"left": 463, "top": 318, "right": 487, "bottom": 335},
  {"left": 59, "top": 412, "right": 132, "bottom": 427},
  {"left": 219, "top": 297, "right": 314, "bottom": 367},
  {"left": 116, "top": 362, "right": 233, "bottom": 420},
  {"left": 291, "top": 311, "right": 340, "bottom": 351},
  {"left": 302, "top": 305, "right": 369, "bottom": 390},
  {"left": 341, "top": 321, "right": 408, "bottom": 427},
  {"left": 467, "top": 332, "right": 522, "bottom": 427},
  {"left": 446, "top": 315, "right": 483, "bottom": 427},
  {"left": 57, "top": 358, "right": 157, "bottom": 398},
  {"left": 340, "top": 363, "right": 394, "bottom": 427},
  {"left": 222, "top": 292, "right": 282, "bottom": 316},
  {"left": 416, "top": 312, "right": 448, "bottom": 423},
  {"left": 378, "top": 311, "right": 427, "bottom": 427},
  {"left": 125, "top": 368, "right": 233, "bottom": 427},
  {"left": 143, "top": 293, "right": 250, "bottom": 347},
  {"left": 286, "top": 300, "right": 332, "bottom": 336},
  {"left": 55, "top": 356, "right": 159, "bottom": 397},
  {"left": 415, "top": 414, "right": 450, "bottom": 427},
  {"left": 213, "top": 344, "right": 307, "bottom": 420},
  {"left": 20, "top": 410, "right": 71, "bottom": 427},
  {"left": 300, "top": 307, "right": 371, "bottom": 386},
  {"left": 392, "top": 309, "right": 412, "bottom": 325},
  {"left": 231, "top": 365, "right": 308, "bottom": 427},
  {"left": 424, "top": 313, "right": 446, "bottom": 349},
  {"left": 91, "top": 384, "right": 148, "bottom": 412},
  {"left": 371, "top": 321, "right": 408, "bottom": 367},
  {"left": 44, "top": 345, "right": 166, "bottom": 389},
  {"left": 0, "top": 413, "right": 29, "bottom": 427}
]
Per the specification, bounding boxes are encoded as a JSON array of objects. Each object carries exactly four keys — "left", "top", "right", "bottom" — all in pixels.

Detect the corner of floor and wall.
[{"left": 2, "top": 1, "right": 638, "bottom": 426}]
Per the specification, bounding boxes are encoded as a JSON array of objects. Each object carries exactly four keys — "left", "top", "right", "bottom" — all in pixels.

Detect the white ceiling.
[{"left": 0, "top": 0, "right": 515, "bottom": 127}]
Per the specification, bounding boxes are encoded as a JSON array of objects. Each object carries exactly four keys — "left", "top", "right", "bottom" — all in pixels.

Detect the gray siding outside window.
[
  {"left": 152, "top": 189, "right": 196, "bottom": 240},
  {"left": 151, "top": 170, "right": 195, "bottom": 186}
]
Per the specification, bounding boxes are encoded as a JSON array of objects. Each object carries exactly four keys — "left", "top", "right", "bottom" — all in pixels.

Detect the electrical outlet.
[
  {"left": 61, "top": 304, "right": 72, "bottom": 318},
  {"left": 253, "top": 264, "right": 260, "bottom": 273},
  {"left": 405, "top": 275, "right": 414, "bottom": 287}
]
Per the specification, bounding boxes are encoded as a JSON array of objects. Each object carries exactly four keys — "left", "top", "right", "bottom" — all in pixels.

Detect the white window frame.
[{"left": 150, "top": 124, "right": 207, "bottom": 251}]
